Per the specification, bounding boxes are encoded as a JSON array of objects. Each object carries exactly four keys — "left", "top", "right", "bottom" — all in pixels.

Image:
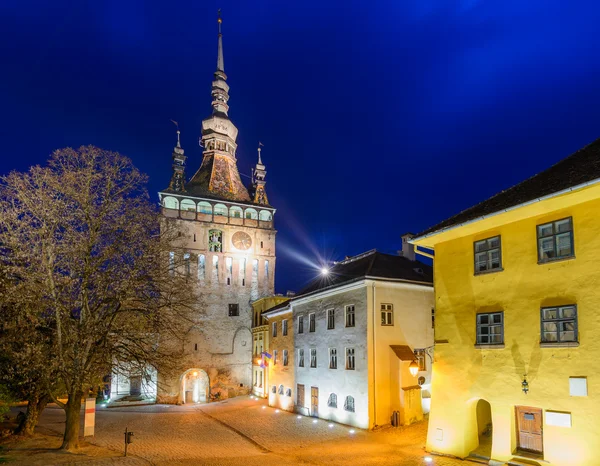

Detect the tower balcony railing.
[{"left": 161, "top": 207, "right": 273, "bottom": 229}]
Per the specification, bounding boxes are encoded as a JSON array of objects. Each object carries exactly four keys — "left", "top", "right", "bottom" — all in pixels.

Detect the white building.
[{"left": 293, "top": 245, "right": 434, "bottom": 429}]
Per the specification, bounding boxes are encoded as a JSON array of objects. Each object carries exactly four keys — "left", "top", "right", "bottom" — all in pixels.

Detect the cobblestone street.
[{"left": 33, "top": 396, "right": 467, "bottom": 465}]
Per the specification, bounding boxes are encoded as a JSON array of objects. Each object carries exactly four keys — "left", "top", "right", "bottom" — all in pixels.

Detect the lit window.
[
  {"left": 213, "top": 204, "right": 228, "bottom": 217},
  {"left": 265, "top": 260, "right": 269, "bottom": 278},
  {"left": 298, "top": 349, "right": 304, "bottom": 367},
  {"left": 474, "top": 236, "right": 502, "bottom": 274},
  {"left": 328, "top": 393, "right": 337, "bottom": 408},
  {"left": 345, "top": 305, "right": 355, "bottom": 328},
  {"left": 286, "top": 388, "right": 292, "bottom": 397},
  {"left": 415, "top": 350, "right": 426, "bottom": 371},
  {"left": 228, "top": 304, "right": 239, "bottom": 317},
  {"left": 272, "top": 322, "right": 277, "bottom": 338},
  {"left": 278, "top": 384, "right": 284, "bottom": 395},
  {"left": 183, "top": 253, "right": 190, "bottom": 276},
  {"left": 538, "top": 218, "right": 574, "bottom": 262},
  {"left": 476, "top": 312, "right": 503, "bottom": 345},
  {"left": 310, "top": 348, "right": 317, "bottom": 368},
  {"left": 283, "top": 349, "right": 289, "bottom": 366},
  {"left": 298, "top": 315, "right": 304, "bottom": 334},
  {"left": 344, "top": 396, "right": 355, "bottom": 413},
  {"left": 541, "top": 305, "right": 577, "bottom": 343},
  {"left": 327, "top": 309, "right": 335, "bottom": 330},
  {"left": 198, "top": 254, "right": 206, "bottom": 279},
  {"left": 381, "top": 303, "right": 393, "bottom": 326},
  {"left": 169, "top": 251, "right": 175, "bottom": 275},
  {"left": 209, "top": 230, "right": 223, "bottom": 252},
  {"left": 309, "top": 313, "right": 316, "bottom": 332},
  {"left": 282, "top": 319, "right": 288, "bottom": 336},
  {"left": 271, "top": 385, "right": 276, "bottom": 394},
  {"left": 329, "top": 348, "right": 337, "bottom": 369},
  {"left": 346, "top": 348, "right": 355, "bottom": 370}
]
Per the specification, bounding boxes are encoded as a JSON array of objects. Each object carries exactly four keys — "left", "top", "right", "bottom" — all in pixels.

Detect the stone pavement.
[{"left": 35, "top": 396, "right": 468, "bottom": 465}]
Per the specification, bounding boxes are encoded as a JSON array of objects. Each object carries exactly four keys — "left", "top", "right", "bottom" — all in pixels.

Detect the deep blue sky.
[{"left": 2, "top": 0, "right": 600, "bottom": 293}]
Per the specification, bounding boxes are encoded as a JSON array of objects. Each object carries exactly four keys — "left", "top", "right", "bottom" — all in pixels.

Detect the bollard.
[{"left": 124, "top": 427, "right": 134, "bottom": 456}]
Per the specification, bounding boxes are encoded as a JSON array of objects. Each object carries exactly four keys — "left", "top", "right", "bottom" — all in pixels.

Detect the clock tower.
[{"left": 156, "top": 13, "right": 276, "bottom": 403}]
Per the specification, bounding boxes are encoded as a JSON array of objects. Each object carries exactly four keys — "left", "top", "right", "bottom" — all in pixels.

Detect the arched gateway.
[{"left": 180, "top": 369, "right": 210, "bottom": 404}]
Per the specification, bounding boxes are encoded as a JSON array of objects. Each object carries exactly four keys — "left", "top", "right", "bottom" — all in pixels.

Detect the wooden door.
[
  {"left": 516, "top": 406, "right": 543, "bottom": 454},
  {"left": 311, "top": 386, "right": 319, "bottom": 417},
  {"left": 297, "top": 384, "right": 305, "bottom": 408}
]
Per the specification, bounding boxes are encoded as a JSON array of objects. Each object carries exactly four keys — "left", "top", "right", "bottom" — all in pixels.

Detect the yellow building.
[
  {"left": 251, "top": 296, "right": 290, "bottom": 398},
  {"left": 262, "top": 301, "right": 295, "bottom": 411},
  {"left": 412, "top": 138, "right": 600, "bottom": 466}
]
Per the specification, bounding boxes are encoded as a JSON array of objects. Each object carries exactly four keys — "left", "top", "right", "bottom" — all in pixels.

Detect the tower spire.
[
  {"left": 168, "top": 121, "right": 186, "bottom": 192},
  {"left": 211, "top": 9, "right": 230, "bottom": 115},
  {"left": 251, "top": 142, "right": 269, "bottom": 205},
  {"left": 217, "top": 9, "right": 224, "bottom": 72}
]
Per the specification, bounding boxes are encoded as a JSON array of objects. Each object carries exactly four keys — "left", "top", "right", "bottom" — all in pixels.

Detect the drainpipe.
[{"left": 372, "top": 281, "right": 377, "bottom": 427}]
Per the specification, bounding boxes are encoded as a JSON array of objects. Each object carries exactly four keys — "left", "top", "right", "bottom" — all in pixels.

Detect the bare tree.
[{"left": 0, "top": 146, "right": 198, "bottom": 450}]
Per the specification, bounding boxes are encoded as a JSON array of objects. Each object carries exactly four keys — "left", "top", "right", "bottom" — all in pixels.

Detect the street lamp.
[
  {"left": 409, "top": 360, "right": 419, "bottom": 377},
  {"left": 321, "top": 267, "right": 329, "bottom": 276}
]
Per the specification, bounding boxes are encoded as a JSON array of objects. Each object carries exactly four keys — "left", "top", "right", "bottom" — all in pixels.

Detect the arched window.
[
  {"left": 214, "top": 204, "right": 228, "bottom": 217},
  {"left": 328, "top": 393, "right": 337, "bottom": 408},
  {"left": 163, "top": 196, "right": 179, "bottom": 210},
  {"left": 230, "top": 206, "right": 243, "bottom": 218},
  {"left": 259, "top": 210, "right": 272, "bottom": 221},
  {"left": 197, "top": 201, "right": 212, "bottom": 214},
  {"left": 344, "top": 396, "right": 355, "bottom": 413},
  {"left": 245, "top": 208, "right": 258, "bottom": 220},
  {"left": 180, "top": 199, "right": 196, "bottom": 212},
  {"left": 278, "top": 384, "right": 284, "bottom": 395}
]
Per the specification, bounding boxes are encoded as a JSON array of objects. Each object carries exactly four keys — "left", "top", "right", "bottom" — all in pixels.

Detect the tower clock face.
[{"left": 232, "top": 231, "right": 252, "bottom": 250}]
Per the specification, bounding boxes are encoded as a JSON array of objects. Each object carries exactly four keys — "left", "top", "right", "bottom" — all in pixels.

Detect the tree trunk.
[
  {"left": 61, "top": 391, "right": 82, "bottom": 450},
  {"left": 15, "top": 393, "right": 49, "bottom": 436}
]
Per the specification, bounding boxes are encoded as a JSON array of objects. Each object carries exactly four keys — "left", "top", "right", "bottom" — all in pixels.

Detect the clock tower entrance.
[{"left": 155, "top": 13, "right": 276, "bottom": 403}]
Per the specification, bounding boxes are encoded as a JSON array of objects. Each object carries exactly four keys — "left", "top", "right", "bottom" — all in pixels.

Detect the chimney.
[{"left": 400, "top": 233, "right": 415, "bottom": 261}]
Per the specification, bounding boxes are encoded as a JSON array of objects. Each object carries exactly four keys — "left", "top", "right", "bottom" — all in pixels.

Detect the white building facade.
[{"left": 293, "top": 250, "right": 434, "bottom": 429}]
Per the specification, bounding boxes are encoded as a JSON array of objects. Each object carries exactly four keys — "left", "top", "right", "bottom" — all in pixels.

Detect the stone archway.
[
  {"left": 180, "top": 369, "right": 210, "bottom": 404},
  {"left": 470, "top": 399, "right": 493, "bottom": 459}
]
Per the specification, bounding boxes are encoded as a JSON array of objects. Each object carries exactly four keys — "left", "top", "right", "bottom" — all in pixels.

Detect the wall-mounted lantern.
[
  {"left": 522, "top": 375, "right": 529, "bottom": 394},
  {"left": 409, "top": 361, "right": 419, "bottom": 377}
]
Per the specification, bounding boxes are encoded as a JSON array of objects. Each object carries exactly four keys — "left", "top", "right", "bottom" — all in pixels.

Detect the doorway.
[
  {"left": 311, "top": 387, "right": 319, "bottom": 417},
  {"left": 516, "top": 406, "right": 543, "bottom": 455},
  {"left": 180, "top": 369, "right": 210, "bottom": 404},
  {"left": 130, "top": 376, "right": 142, "bottom": 396},
  {"left": 470, "top": 399, "right": 492, "bottom": 459}
]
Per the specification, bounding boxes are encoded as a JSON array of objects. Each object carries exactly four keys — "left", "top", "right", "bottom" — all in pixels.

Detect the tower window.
[
  {"left": 183, "top": 253, "right": 190, "bottom": 276},
  {"left": 209, "top": 230, "right": 223, "bottom": 252},
  {"left": 228, "top": 304, "right": 239, "bottom": 317},
  {"left": 194, "top": 343, "right": 198, "bottom": 351},
  {"left": 193, "top": 233, "right": 196, "bottom": 242},
  {"left": 260, "top": 241, "right": 264, "bottom": 249}
]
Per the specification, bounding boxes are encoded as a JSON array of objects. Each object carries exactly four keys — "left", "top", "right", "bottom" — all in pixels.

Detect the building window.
[
  {"left": 272, "top": 322, "right": 277, "bottom": 338},
  {"left": 273, "top": 350, "right": 278, "bottom": 365},
  {"left": 476, "top": 312, "right": 503, "bottom": 344},
  {"left": 282, "top": 319, "right": 288, "bottom": 336},
  {"left": 198, "top": 254, "right": 205, "bottom": 279},
  {"left": 228, "top": 304, "right": 239, "bottom": 317},
  {"left": 541, "top": 305, "right": 577, "bottom": 343},
  {"left": 286, "top": 388, "right": 292, "bottom": 397},
  {"left": 329, "top": 348, "right": 337, "bottom": 369},
  {"left": 538, "top": 217, "right": 574, "bottom": 262},
  {"left": 415, "top": 350, "right": 426, "bottom": 371},
  {"left": 381, "top": 303, "right": 393, "bottom": 326},
  {"left": 272, "top": 385, "right": 276, "bottom": 394},
  {"left": 297, "top": 384, "right": 305, "bottom": 407},
  {"left": 278, "top": 384, "right": 284, "bottom": 395},
  {"left": 169, "top": 251, "right": 175, "bottom": 275},
  {"left": 474, "top": 236, "right": 502, "bottom": 274},
  {"left": 194, "top": 343, "right": 198, "bottom": 351},
  {"left": 431, "top": 308, "right": 435, "bottom": 329},
  {"left": 309, "top": 313, "right": 316, "bottom": 332},
  {"left": 346, "top": 348, "right": 355, "bottom": 370},
  {"left": 328, "top": 393, "right": 337, "bottom": 408},
  {"left": 265, "top": 260, "right": 269, "bottom": 278},
  {"left": 327, "top": 309, "right": 335, "bottom": 329},
  {"left": 310, "top": 348, "right": 317, "bottom": 368},
  {"left": 345, "top": 305, "right": 355, "bottom": 328},
  {"left": 183, "top": 253, "right": 191, "bottom": 276},
  {"left": 208, "top": 229, "right": 223, "bottom": 252},
  {"left": 283, "top": 349, "right": 289, "bottom": 366},
  {"left": 298, "top": 315, "right": 304, "bottom": 334},
  {"left": 344, "top": 396, "right": 355, "bottom": 413},
  {"left": 298, "top": 349, "right": 304, "bottom": 367}
]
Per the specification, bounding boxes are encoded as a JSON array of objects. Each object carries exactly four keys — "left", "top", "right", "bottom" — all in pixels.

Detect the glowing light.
[
  {"left": 349, "top": 429, "right": 355, "bottom": 434},
  {"left": 192, "top": 371, "right": 198, "bottom": 377},
  {"left": 328, "top": 423, "right": 334, "bottom": 428},
  {"left": 312, "top": 419, "right": 318, "bottom": 424},
  {"left": 262, "top": 406, "right": 266, "bottom": 409},
  {"left": 409, "top": 360, "right": 419, "bottom": 377},
  {"left": 321, "top": 267, "right": 329, "bottom": 276},
  {"left": 424, "top": 457, "right": 433, "bottom": 463},
  {"left": 275, "top": 409, "right": 280, "bottom": 413},
  {"left": 297, "top": 415, "right": 302, "bottom": 419}
]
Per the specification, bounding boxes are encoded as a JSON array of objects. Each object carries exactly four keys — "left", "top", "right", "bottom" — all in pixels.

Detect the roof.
[
  {"left": 296, "top": 250, "right": 433, "bottom": 297},
  {"left": 415, "top": 137, "right": 600, "bottom": 239},
  {"left": 262, "top": 299, "right": 291, "bottom": 316}
]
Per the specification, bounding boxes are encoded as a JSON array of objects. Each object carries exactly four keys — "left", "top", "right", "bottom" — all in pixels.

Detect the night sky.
[{"left": 2, "top": 1, "right": 600, "bottom": 293}]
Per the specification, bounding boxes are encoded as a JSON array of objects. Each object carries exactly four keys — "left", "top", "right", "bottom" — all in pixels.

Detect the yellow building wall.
[
  {"left": 419, "top": 191, "right": 600, "bottom": 466},
  {"left": 265, "top": 310, "right": 295, "bottom": 411}
]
